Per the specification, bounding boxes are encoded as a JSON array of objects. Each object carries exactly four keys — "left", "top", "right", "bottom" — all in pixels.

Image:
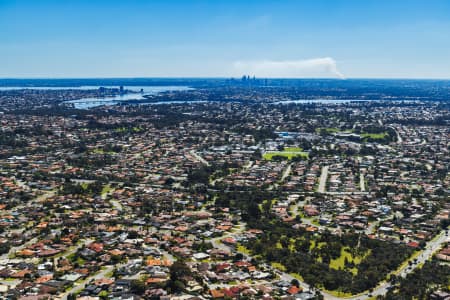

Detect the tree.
[
  {"left": 130, "top": 279, "right": 146, "bottom": 294},
  {"left": 170, "top": 260, "right": 190, "bottom": 277},
  {"left": 169, "top": 260, "right": 192, "bottom": 289},
  {"left": 67, "top": 294, "right": 76, "bottom": 300},
  {"left": 99, "top": 290, "right": 109, "bottom": 299}
]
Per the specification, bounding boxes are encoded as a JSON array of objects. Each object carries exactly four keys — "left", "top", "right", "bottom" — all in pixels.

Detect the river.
[{"left": 0, "top": 85, "right": 193, "bottom": 109}]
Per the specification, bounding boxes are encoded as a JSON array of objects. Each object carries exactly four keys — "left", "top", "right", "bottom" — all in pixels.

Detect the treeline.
[
  {"left": 67, "top": 154, "right": 117, "bottom": 168},
  {"left": 60, "top": 181, "right": 104, "bottom": 196},
  {"left": 185, "top": 162, "right": 242, "bottom": 186},
  {"left": 0, "top": 132, "right": 28, "bottom": 147},
  {"left": 392, "top": 116, "right": 449, "bottom": 126},
  {"left": 233, "top": 126, "right": 278, "bottom": 143}
]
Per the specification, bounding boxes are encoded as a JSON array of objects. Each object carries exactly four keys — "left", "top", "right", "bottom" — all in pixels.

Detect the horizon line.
[{"left": 1, "top": 77, "right": 450, "bottom": 81}]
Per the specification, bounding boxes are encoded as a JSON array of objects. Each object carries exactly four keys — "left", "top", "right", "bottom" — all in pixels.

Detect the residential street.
[{"left": 318, "top": 166, "right": 329, "bottom": 193}]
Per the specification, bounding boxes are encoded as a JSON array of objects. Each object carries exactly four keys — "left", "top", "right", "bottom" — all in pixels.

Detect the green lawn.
[
  {"left": 361, "top": 132, "right": 388, "bottom": 139},
  {"left": 271, "top": 262, "right": 287, "bottom": 271},
  {"left": 3, "top": 278, "right": 18, "bottom": 282},
  {"left": 316, "top": 127, "right": 388, "bottom": 141},
  {"left": 76, "top": 257, "right": 86, "bottom": 266},
  {"left": 101, "top": 184, "right": 113, "bottom": 195},
  {"left": 315, "top": 127, "right": 340, "bottom": 134},
  {"left": 258, "top": 203, "right": 263, "bottom": 212},
  {"left": 326, "top": 289, "right": 354, "bottom": 298},
  {"left": 263, "top": 146, "right": 309, "bottom": 160},
  {"left": 329, "top": 247, "right": 369, "bottom": 275},
  {"left": 309, "top": 240, "right": 326, "bottom": 251},
  {"left": 289, "top": 272, "right": 304, "bottom": 281},
  {"left": 237, "top": 244, "right": 251, "bottom": 255},
  {"left": 263, "top": 151, "right": 308, "bottom": 160}
]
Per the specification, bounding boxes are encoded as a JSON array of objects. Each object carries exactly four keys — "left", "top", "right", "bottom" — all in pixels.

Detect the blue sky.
[{"left": 1, "top": 0, "right": 450, "bottom": 78}]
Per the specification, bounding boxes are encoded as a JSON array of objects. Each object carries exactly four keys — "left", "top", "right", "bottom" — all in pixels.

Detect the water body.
[
  {"left": 66, "top": 86, "right": 193, "bottom": 109},
  {"left": 273, "top": 99, "right": 373, "bottom": 104},
  {"left": 0, "top": 86, "right": 95, "bottom": 91},
  {"left": 66, "top": 93, "right": 145, "bottom": 109},
  {"left": 0, "top": 85, "right": 193, "bottom": 109},
  {"left": 0, "top": 85, "right": 191, "bottom": 92}
]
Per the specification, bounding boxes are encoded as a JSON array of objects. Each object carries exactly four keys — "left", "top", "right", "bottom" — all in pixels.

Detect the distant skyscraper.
[{"left": 226, "top": 102, "right": 232, "bottom": 112}]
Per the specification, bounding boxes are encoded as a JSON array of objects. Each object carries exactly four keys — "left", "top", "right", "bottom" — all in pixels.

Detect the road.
[
  {"left": 62, "top": 238, "right": 94, "bottom": 259},
  {"left": 359, "top": 173, "right": 365, "bottom": 192},
  {"left": 280, "top": 163, "right": 292, "bottom": 182},
  {"left": 331, "top": 230, "right": 448, "bottom": 300},
  {"left": 209, "top": 224, "right": 247, "bottom": 253},
  {"left": 0, "top": 237, "right": 39, "bottom": 264},
  {"left": 58, "top": 264, "right": 118, "bottom": 300},
  {"left": 101, "top": 186, "right": 123, "bottom": 212},
  {"left": 364, "top": 221, "right": 378, "bottom": 235},
  {"left": 289, "top": 201, "right": 325, "bottom": 230},
  {"left": 318, "top": 166, "right": 329, "bottom": 193},
  {"left": 110, "top": 199, "right": 123, "bottom": 212},
  {"left": 388, "top": 125, "right": 403, "bottom": 144},
  {"left": 189, "top": 150, "right": 210, "bottom": 166},
  {"left": 397, "top": 231, "right": 447, "bottom": 278}
]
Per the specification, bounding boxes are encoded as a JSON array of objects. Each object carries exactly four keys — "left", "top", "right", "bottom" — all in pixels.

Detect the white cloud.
[{"left": 232, "top": 57, "right": 345, "bottom": 79}]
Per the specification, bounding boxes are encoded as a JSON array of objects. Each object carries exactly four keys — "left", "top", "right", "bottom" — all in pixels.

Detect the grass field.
[
  {"left": 315, "top": 127, "right": 340, "bottom": 134},
  {"left": 326, "top": 289, "right": 354, "bottom": 297},
  {"left": 309, "top": 240, "right": 326, "bottom": 251},
  {"left": 328, "top": 246, "right": 370, "bottom": 275},
  {"left": 361, "top": 132, "right": 388, "bottom": 139},
  {"left": 316, "top": 127, "right": 389, "bottom": 141},
  {"left": 271, "top": 262, "right": 287, "bottom": 271},
  {"left": 329, "top": 247, "right": 360, "bottom": 275},
  {"left": 263, "top": 147, "right": 309, "bottom": 160}
]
